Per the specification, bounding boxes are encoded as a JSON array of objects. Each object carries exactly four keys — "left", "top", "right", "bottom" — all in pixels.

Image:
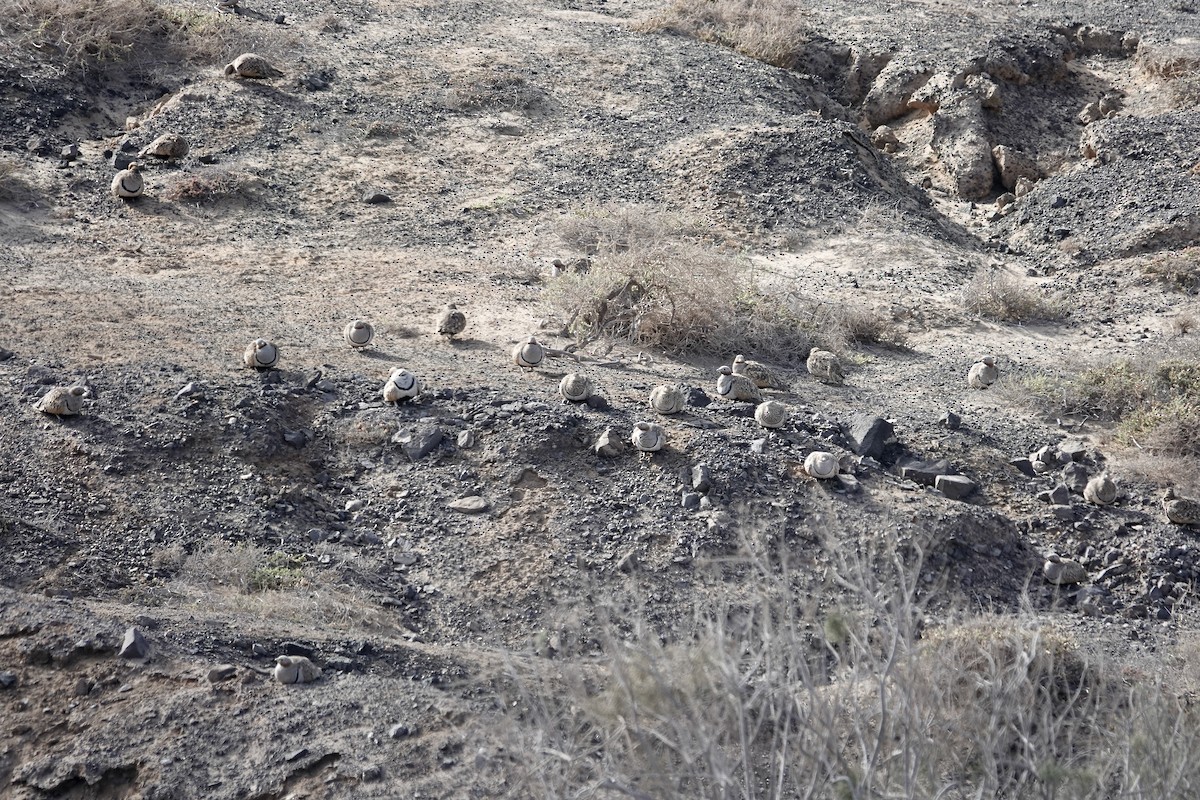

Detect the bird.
[
  {"left": 274, "top": 655, "right": 322, "bottom": 685},
  {"left": 224, "top": 53, "right": 283, "bottom": 79},
  {"left": 803, "top": 451, "right": 839, "bottom": 479},
  {"left": 559, "top": 373, "right": 593, "bottom": 403},
  {"left": 110, "top": 163, "right": 143, "bottom": 199},
  {"left": 806, "top": 349, "right": 844, "bottom": 386},
  {"left": 1042, "top": 554, "right": 1086, "bottom": 585},
  {"left": 732, "top": 354, "right": 787, "bottom": 390},
  {"left": 1163, "top": 488, "right": 1200, "bottom": 526},
  {"left": 34, "top": 386, "right": 86, "bottom": 416},
  {"left": 383, "top": 368, "right": 421, "bottom": 404},
  {"left": 1083, "top": 474, "right": 1118, "bottom": 506},
  {"left": 967, "top": 356, "right": 999, "bottom": 389},
  {"left": 512, "top": 336, "right": 544, "bottom": 369},
  {"left": 436, "top": 303, "right": 467, "bottom": 340},
  {"left": 343, "top": 320, "right": 374, "bottom": 348},
  {"left": 715, "top": 366, "right": 761, "bottom": 403},
  {"left": 649, "top": 384, "right": 685, "bottom": 415},
  {"left": 630, "top": 421, "right": 666, "bottom": 453},
  {"left": 242, "top": 339, "right": 279, "bottom": 370},
  {"left": 138, "top": 133, "right": 188, "bottom": 161},
  {"left": 754, "top": 400, "right": 788, "bottom": 429}
]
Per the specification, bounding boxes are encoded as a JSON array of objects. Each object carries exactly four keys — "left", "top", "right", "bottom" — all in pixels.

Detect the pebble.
[
  {"left": 1061, "top": 463, "right": 1089, "bottom": 492},
  {"left": 844, "top": 414, "right": 893, "bottom": 459},
  {"left": 1050, "top": 504, "right": 1076, "bottom": 521},
  {"left": 691, "top": 464, "right": 712, "bottom": 494},
  {"left": 394, "top": 427, "right": 444, "bottom": 461},
  {"left": 685, "top": 387, "right": 710, "bottom": 407},
  {"left": 681, "top": 492, "right": 701, "bottom": 511},
  {"left": 389, "top": 724, "right": 414, "bottom": 739},
  {"left": 280, "top": 641, "right": 316, "bottom": 658},
  {"left": 448, "top": 496, "right": 489, "bottom": 513},
  {"left": 362, "top": 191, "right": 391, "bottom": 204},
  {"left": 750, "top": 438, "right": 766, "bottom": 454},
  {"left": 457, "top": 429, "right": 477, "bottom": 449},
  {"left": 585, "top": 395, "right": 610, "bottom": 411},
  {"left": 118, "top": 627, "right": 149, "bottom": 660},
  {"left": 345, "top": 499, "right": 365, "bottom": 513},
  {"left": 594, "top": 427, "right": 623, "bottom": 458},
  {"left": 899, "top": 458, "right": 952, "bottom": 486},
  {"left": 208, "top": 664, "right": 238, "bottom": 683},
  {"left": 934, "top": 474, "right": 976, "bottom": 500},
  {"left": 1009, "top": 457, "right": 1037, "bottom": 477},
  {"left": 0, "top": 671, "right": 16, "bottom": 689},
  {"left": 938, "top": 411, "right": 961, "bottom": 430},
  {"left": 1038, "top": 485, "right": 1071, "bottom": 505}
]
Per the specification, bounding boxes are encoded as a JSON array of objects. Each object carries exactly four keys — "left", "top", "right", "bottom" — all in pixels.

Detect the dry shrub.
[
  {"left": 815, "top": 300, "right": 908, "bottom": 350},
  {"left": 0, "top": 158, "right": 26, "bottom": 202},
  {"left": 547, "top": 205, "right": 905, "bottom": 361},
  {"left": 5, "top": 0, "right": 277, "bottom": 75},
  {"left": 1143, "top": 247, "right": 1200, "bottom": 294},
  {"left": 637, "top": 0, "right": 809, "bottom": 69},
  {"left": 1017, "top": 351, "right": 1200, "bottom": 457},
  {"left": 1136, "top": 40, "right": 1200, "bottom": 80},
  {"left": 160, "top": 169, "right": 257, "bottom": 203},
  {"left": 443, "top": 67, "right": 544, "bottom": 112},
  {"left": 312, "top": 13, "right": 348, "bottom": 34},
  {"left": 499, "top": 532, "right": 1199, "bottom": 798},
  {"left": 961, "top": 269, "right": 1069, "bottom": 323},
  {"left": 546, "top": 205, "right": 814, "bottom": 362}
]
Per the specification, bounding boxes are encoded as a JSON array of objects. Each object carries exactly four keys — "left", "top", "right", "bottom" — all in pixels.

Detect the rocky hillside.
[{"left": 1, "top": 0, "right": 1199, "bottom": 796}]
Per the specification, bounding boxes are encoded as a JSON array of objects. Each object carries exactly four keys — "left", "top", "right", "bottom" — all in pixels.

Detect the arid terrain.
[{"left": 2, "top": 0, "right": 1200, "bottom": 797}]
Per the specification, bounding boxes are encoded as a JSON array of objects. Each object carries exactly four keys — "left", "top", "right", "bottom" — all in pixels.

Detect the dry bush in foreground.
[
  {"left": 961, "top": 269, "right": 1069, "bottom": 323},
  {"left": 637, "top": 0, "right": 809, "bottom": 69},
  {"left": 546, "top": 205, "right": 905, "bottom": 362},
  {"left": 499, "top": 534, "right": 1200, "bottom": 798}
]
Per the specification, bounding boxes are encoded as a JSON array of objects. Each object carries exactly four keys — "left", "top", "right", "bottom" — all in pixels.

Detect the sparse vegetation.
[
  {"left": 637, "top": 0, "right": 810, "bottom": 69},
  {"left": 1143, "top": 247, "right": 1200, "bottom": 294},
  {"left": 180, "top": 539, "right": 307, "bottom": 594},
  {"left": 961, "top": 269, "right": 1070, "bottom": 323},
  {"left": 546, "top": 205, "right": 906, "bottom": 361},
  {"left": 501, "top": 535, "right": 1200, "bottom": 798},
  {"left": 4, "top": 0, "right": 274, "bottom": 76},
  {"left": 443, "top": 67, "right": 544, "bottom": 111},
  {"left": 160, "top": 169, "right": 257, "bottom": 204},
  {"left": 1018, "top": 351, "right": 1200, "bottom": 457}
]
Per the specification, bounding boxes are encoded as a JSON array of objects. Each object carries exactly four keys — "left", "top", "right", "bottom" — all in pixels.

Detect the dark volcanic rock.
[{"left": 843, "top": 414, "right": 894, "bottom": 459}]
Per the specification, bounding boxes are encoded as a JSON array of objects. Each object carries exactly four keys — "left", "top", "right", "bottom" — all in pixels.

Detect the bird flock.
[
  {"left": 77, "top": 74, "right": 1200, "bottom": 526},
  {"left": 109, "top": 54, "right": 283, "bottom": 202},
  {"left": 27, "top": 287, "right": 1193, "bottom": 524}
]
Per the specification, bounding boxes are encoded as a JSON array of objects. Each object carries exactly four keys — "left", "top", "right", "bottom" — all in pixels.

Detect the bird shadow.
[{"left": 360, "top": 349, "right": 405, "bottom": 363}]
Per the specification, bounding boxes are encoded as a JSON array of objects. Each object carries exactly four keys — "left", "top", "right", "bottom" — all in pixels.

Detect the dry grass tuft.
[
  {"left": 1143, "top": 247, "right": 1200, "bottom": 294},
  {"left": 546, "top": 205, "right": 815, "bottom": 362},
  {"left": 961, "top": 269, "right": 1069, "bottom": 323},
  {"left": 636, "top": 0, "right": 809, "bottom": 69},
  {"left": 1017, "top": 350, "right": 1200, "bottom": 457},
  {"left": 4, "top": 0, "right": 278, "bottom": 76},
  {"left": 179, "top": 539, "right": 308, "bottom": 593},
  {"left": 547, "top": 205, "right": 905, "bottom": 361},
  {"left": 499, "top": 533, "right": 1200, "bottom": 798},
  {"left": 443, "top": 67, "right": 545, "bottom": 112},
  {"left": 160, "top": 169, "right": 258, "bottom": 204}
]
